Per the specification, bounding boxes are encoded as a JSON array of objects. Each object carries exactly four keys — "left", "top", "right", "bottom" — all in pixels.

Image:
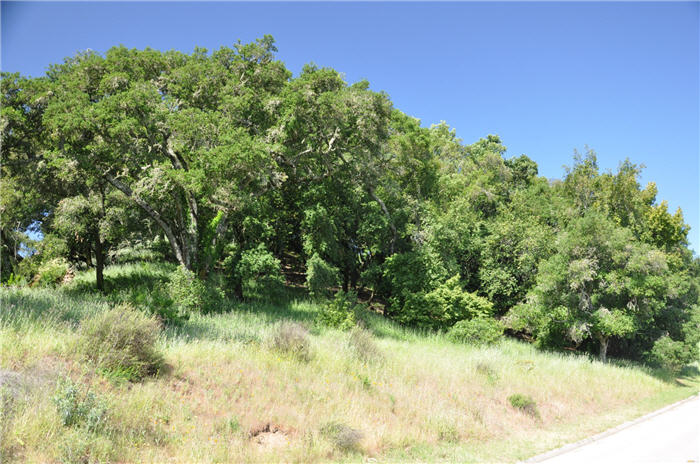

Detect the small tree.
[{"left": 508, "top": 211, "right": 671, "bottom": 362}]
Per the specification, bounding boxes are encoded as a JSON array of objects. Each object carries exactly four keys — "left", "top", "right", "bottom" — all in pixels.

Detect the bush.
[
  {"left": 394, "top": 275, "right": 495, "bottom": 330},
  {"left": 383, "top": 249, "right": 447, "bottom": 312},
  {"left": 167, "top": 265, "right": 209, "bottom": 314},
  {"left": 34, "top": 258, "right": 70, "bottom": 287},
  {"left": 306, "top": 253, "right": 340, "bottom": 299},
  {"left": 78, "top": 304, "right": 163, "bottom": 381},
  {"left": 131, "top": 283, "right": 189, "bottom": 326},
  {"left": 508, "top": 393, "right": 539, "bottom": 418},
  {"left": 319, "top": 421, "right": 363, "bottom": 452},
  {"left": 448, "top": 317, "right": 504, "bottom": 346},
  {"left": 647, "top": 335, "right": 696, "bottom": 375},
  {"left": 236, "top": 244, "right": 284, "bottom": 300},
  {"left": 316, "top": 291, "right": 365, "bottom": 330},
  {"left": 348, "top": 327, "right": 383, "bottom": 363},
  {"left": 269, "top": 322, "right": 312, "bottom": 361},
  {"left": 53, "top": 377, "right": 107, "bottom": 432}
]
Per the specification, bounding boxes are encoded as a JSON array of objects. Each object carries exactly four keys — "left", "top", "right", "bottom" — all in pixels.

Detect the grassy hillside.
[{"left": 1, "top": 263, "right": 698, "bottom": 463}]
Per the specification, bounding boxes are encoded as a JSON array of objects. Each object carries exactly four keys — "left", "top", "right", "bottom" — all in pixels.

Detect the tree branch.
[{"left": 104, "top": 172, "right": 186, "bottom": 266}]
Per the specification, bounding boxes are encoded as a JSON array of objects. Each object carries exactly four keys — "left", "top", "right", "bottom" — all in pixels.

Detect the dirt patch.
[{"left": 249, "top": 423, "right": 290, "bottom": 449}]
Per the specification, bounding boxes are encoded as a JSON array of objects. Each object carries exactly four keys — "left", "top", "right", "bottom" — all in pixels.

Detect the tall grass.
[{"left": 1, "top": 262, "right": 697, "bottom": 463}]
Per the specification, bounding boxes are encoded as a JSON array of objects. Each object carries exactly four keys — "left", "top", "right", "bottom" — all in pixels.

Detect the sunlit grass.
[{"left": 1, "top": 263, "right": 698, "bottom": 463}]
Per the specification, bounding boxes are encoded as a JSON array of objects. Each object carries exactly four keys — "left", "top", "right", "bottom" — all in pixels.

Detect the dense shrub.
[
  {"left": 316, "top": 291, "right": 366, "bottom": 330},
  {"left": 508, "top": 393, "right": 539, "bottom": 418},
  {"left": 34, "top": 258, "right": 70, "bottom": 287},
  {"left": 131, "top": 283, "right": 188, "bottom": 325},
  {"left": 269, "top": 322, "right": 312, "bottom": 361},
  {"left": 348, "top": 327, "right": 383, "bottom": 363},
  {"left": 448, "top": 317, "right": 504, "bottom": 346},
  {"left": 319, "top": 421, "right": 363, "bottom": 452},
  {"left": 236, "top": 244, "right": 284, "bottom": 300},
  {"left": 306, "top": 253, "right": 340, "bottom": 299},
  {"left": 383, "top": 250, "right": 447, "bottom": 312},
  {"left": 647, "top": 335, "right": 696, "bottom": 375},
  {"left": 78, "top": 304, "right": 163, "bottom": 381},
  {"left": 167, "top": 265, "right": 207, "bottom": 313},
  {"left": 397, "top": 275, "right": 495, "bottom": 329}
]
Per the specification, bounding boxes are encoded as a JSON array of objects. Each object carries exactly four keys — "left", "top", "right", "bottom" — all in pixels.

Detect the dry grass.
[{"left": 1, "top": 271, "right": 698, "bottom": 463}]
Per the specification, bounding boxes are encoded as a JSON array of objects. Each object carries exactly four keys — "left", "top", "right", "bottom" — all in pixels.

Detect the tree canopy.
[{"left": 1, "top": 37, "right": 697, "bottom": 365}]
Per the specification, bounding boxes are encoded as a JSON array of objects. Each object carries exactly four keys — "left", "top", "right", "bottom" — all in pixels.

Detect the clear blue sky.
[{"left": 2, "top": 1, "right": 698, "bottom": 251}]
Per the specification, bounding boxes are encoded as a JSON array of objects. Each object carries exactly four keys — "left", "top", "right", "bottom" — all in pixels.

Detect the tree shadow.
[{"left": 0, "top": 288, "right": 106, "bottom": 327}]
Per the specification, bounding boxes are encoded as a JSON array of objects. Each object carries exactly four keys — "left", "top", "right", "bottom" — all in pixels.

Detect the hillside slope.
[{"left": 1, "top": 263, "right": 698, "bottom": 463}]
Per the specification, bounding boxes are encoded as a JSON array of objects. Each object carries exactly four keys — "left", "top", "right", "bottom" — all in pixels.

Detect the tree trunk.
[
  {"left": 233, "top": 278, "right": 243, "bottom": 300},
  {"left": 368, "top": 187, "right": 396, "bottom": 255},
  {"left": 342, "top": 265, "right": 350, "bottom": 293},
  {"left": 599, "top": 336, "right": 609, "bottom": 363},
  {"left": 95, "top": 236, "right": 105, "bottom": 293}
]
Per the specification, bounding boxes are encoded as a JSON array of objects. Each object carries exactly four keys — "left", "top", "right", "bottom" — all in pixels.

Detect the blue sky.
[{"left": 2, "top": 1, "right": 698, "bottom": 251}]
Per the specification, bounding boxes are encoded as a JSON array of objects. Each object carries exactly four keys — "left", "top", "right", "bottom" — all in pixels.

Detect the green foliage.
[
  {"left": 647, "top": 335, "right": 697, "bottom": 375},
  {"left": 448, "top": 317, "right": 504, "bottom": 346},
  {"left": 508, "top": 394, "right": 539, "bottom": 418},
  {"left": 130, "top": 283, "right": 188, "bottom": 326},
  {"left": 306, "top": 253, "right": 340, "bottom": 299},
  {"left": 2, "top": 38, "right": 699, "bottom": 366},
  {"left": 235, "top": 244, "right": 284, "bottom": 300},
  {"left": 167, "top": 265, "right": 210, "bottom": 314},
  {"left": 507, "top": 211, "right": 675, "bottom": 361},
  {"left": 424, "top": 275, "right": 494, "bottom": 325},
  {"left": 396, "top": 275, "right": 494, "bottom": 329},
  {"left": 78, "top": 304, "right": 163, "bottom": 381},
  {"left": 2, "top": 273, "right": 26, "bottom": 287},
  {"left": 34, "top": 258, "right": 70, "bottom": 287},
  {"left": 383, "top": 248, "right": 449, "bottom": 325},
  {"left": 53, "top": 377, "right": 107, "bottom": 432},
  {"left": 316, "top": 291, "right": 365, "bottom": 330}
]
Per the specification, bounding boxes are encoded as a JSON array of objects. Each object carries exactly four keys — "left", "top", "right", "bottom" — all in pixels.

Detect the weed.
[
  {"left": 167, "top": 265, "right": 209, "bottom": 314},
  {"left": 475, "top": 361, "right": 499, "bottom": 384},
  {"left": 269, "top": 321, "right": 312, "bottom": 361},
  {"left": 508, "top": 393, "right": 540, "bottom": 419},
  {"left": 348, "top": 327, "right": 384, "bottom": 363},
  {"left": 215, "top": 416, "right": 241, "bottom": 435},
  {"left": 305, "top": 253, "right": 340, "bottom": 299},
  {"left": 358, "top": 374, "right": 372, "bottom": 390},
  {"left": 319, "top": 421, "right": 363, "bottom": 452},
  {"left": 227, "top": 416, "right": 241, "bottom": 433},
  {"left": 434, "top": 420, "right": 460, "bottom": 443},
  {"left": 53, "top": 377, "right": 107, "bottom": 432},
  {"left": 57, "top": 428, "right": 114, "bottom": 464}
]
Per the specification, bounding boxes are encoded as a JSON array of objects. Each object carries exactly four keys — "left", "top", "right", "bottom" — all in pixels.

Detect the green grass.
[{"left": 1, "top": 262, "right": 698, "bottom": 463}]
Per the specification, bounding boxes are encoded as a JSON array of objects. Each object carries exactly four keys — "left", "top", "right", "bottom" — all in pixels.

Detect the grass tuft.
[{"left": 268, "top": 321, "right": 312, "bottom": 362}]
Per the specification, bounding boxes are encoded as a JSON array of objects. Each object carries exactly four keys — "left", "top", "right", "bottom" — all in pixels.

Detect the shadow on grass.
[
  {"left": 0, "top": 288, "right": 109, "bottom": 327},
  {"left": 64, "top": 264, "right": 173, "bottom": 301}
]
